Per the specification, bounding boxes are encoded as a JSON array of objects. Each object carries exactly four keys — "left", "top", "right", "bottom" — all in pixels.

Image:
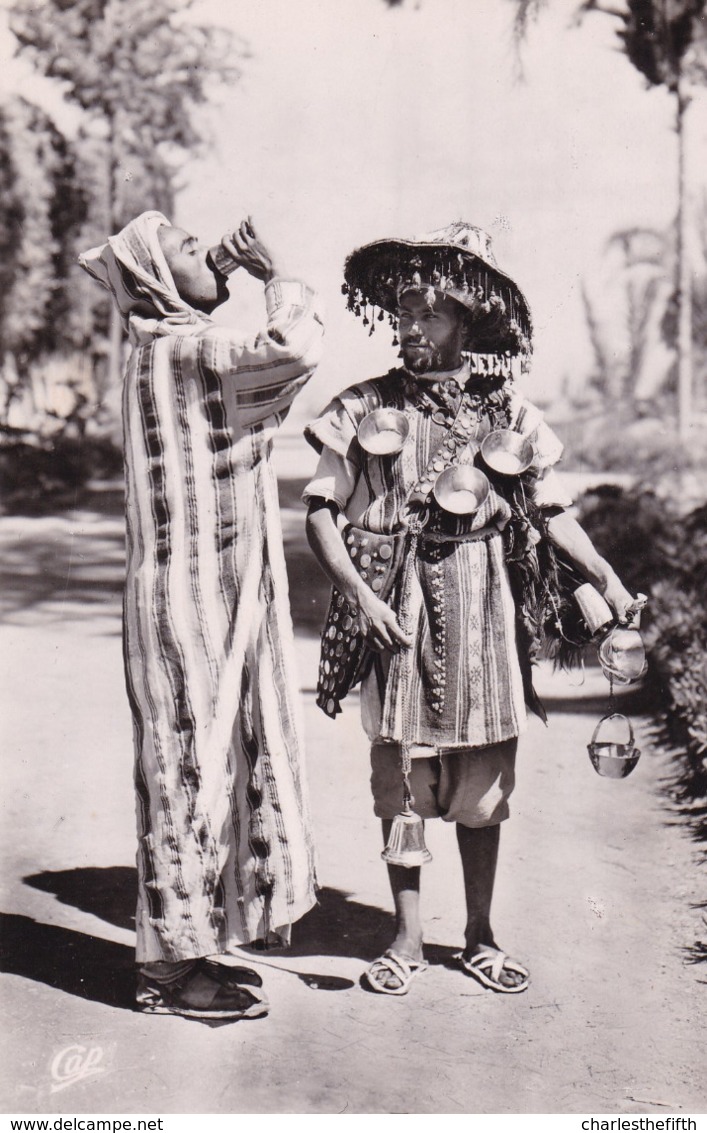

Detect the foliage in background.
[
  {"left": 0, "top": 435, "right": 123, "bottom": 515},
  {"left": 551, "top": 213, "right": 707, "bottom": 493},
  {"left": 0, "top": 96, "right": 98, "bottom": 442},
  {"left": 577, "top": 486, "right": 707, "bottom": 836},
  {"left": 574, "top": 485, "right": 678, "bottom": 593},
  {"left": 612, "top": 0, "right": 707, "bottom": 89},
  {"left": 8, "top": 0, "right": 245, "bottom": 230},
  {"left": 382, "top": 0, "right": 707, "bottom": 438},
  {"left": 0, "top": 97, "right": 87, "bottom": 365},
  {"left": 582, "top": 228, "right": 674, "bottom": 402},
  {"left": 644, "top": 503, "right": 707, "bottom": 837},
  {"left": 3, "top": 0, "right": 245, "bottom": 439},
  {"left": 511, "top": 0, "right": 707, "bottom": 445}
]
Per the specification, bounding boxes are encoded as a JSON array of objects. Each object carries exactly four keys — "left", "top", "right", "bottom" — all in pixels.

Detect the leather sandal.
[
  {"left": 363, "top": 950, "right": 428, "bottom": 996},
  {"left": 137, "top": 958, "right": 269, "bottom": 1020}
]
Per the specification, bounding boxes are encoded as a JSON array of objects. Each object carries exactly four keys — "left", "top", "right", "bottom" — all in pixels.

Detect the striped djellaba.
[{"left": 123, "top": 282, "right": 322, "bottom": 962}]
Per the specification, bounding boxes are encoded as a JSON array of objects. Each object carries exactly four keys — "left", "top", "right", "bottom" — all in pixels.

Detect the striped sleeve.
[
  {"left": 302, "top": 445, "right": 358, "bottom": 510},
  {"left": 510, "top": 393, "right": 574, "bottom": 509},
  {"left": 303, "top": 382, "right": 381, "bottom": 459},
  {"left": 202, "top": 279, "right": 324, "bottom": 429}
]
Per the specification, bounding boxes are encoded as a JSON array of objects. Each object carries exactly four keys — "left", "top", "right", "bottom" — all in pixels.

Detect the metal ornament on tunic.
[
  {"left": 480, "top": 429, "right": 534, "bottom": 477},
  {"left": 433, "top": 466, "right": 490, "bottom": 516},
  {"left": 369, "top": 387, "right": 498, "bottom": 863},
  {"left": 357, "top": 409, "right": 410, "bottom": 455}
]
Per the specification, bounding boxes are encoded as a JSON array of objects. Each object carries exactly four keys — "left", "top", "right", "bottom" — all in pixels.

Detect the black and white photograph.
[{"left": 0, "top": 0, "right": 706, "bottom": 1120}]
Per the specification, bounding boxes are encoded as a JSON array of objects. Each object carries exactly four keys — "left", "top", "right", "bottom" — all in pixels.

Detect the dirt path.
[{"left": 1, "top": 477, "right": 705, "bottom": 1115}]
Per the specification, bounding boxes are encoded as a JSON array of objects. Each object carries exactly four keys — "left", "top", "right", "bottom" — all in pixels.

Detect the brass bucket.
[
  {"left": 357, "top": 408, "right": 410, "bottom": 455},
  {"left": 587, "top": 712, "right": 641, "bottom": 779},
  {"left": 480, "top": 429, "right": 534, "bottom": 476}
]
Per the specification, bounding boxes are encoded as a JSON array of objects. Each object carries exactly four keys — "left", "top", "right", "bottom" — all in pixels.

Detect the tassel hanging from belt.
[{"left": 381, "top": 513, "right": 433, "bottom": 869}]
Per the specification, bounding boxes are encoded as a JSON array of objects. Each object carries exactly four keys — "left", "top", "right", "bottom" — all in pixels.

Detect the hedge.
[
  {"left": 577, "top": 487, "right": 707, "bottom": 838},
  {"left": 0, "top": 434, "right": 123, "bottom": 515}
]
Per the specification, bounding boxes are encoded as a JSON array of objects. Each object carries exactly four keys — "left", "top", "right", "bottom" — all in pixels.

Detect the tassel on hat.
[{"left": 342, "top": 222, "right": 533, "bottom": 360}]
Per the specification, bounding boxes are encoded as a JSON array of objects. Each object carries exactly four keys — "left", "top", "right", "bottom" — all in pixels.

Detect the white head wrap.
[{"left": 78, "top": 211, "right": 210, "bottom": 345}]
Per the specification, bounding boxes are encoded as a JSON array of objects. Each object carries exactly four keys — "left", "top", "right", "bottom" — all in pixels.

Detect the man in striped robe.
[
  {"left": 304, "top": 223, "right": 640, "bottom": 997},
  {"left": 80, "top": 212, "right": 323, "bottom": 1020}
]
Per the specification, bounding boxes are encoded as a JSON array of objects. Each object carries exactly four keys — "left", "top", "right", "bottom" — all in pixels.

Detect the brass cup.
[
  {"left": 357, "top": 409, "right": 410, "bottom": 455},
  {"left": 433, "top": 466, "right": 490, "bottom": 515},
  {"left": 207, "top": 241, "right": 240, "bottom": 278},
  {"left": 481, "top": 429, "right": 534, "bottom": 476}
]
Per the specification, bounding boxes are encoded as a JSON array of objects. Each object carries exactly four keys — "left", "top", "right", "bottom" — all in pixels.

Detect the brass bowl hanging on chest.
[
  {"left": 357, "top": 409, "right": 410, "bottom": 455},
  {"left": 480, "top": 429, "right": 534, "bottom": 476},
  {"left": 587, "top": 712, "right": 641, "bottom": 779},
  {"left": 433, "top": 466, "right": 490, "bottom": 516}
]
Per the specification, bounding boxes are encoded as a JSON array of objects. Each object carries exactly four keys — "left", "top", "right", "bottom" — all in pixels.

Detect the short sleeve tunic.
[{"left": 304, "top": 366, "right": 570, "bottom": 749}]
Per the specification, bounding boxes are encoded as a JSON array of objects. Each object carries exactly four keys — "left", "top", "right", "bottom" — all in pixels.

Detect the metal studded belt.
[{"left": 419, "top": 525, "right": 499, "bottom": 544}]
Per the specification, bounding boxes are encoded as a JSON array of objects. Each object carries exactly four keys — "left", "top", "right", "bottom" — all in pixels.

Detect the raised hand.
[{"left": 220, "top": 217, "right": 285, "bottom": 283}]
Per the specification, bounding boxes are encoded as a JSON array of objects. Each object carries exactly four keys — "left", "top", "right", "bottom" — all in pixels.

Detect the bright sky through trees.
[{"left": 2, "top": 0, "right": 706, "bottom": 411}]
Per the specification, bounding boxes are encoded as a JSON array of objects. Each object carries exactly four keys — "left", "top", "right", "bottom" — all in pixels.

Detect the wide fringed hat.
[{"left": 343, "top": 221, "right": 532, "bottom": 357}]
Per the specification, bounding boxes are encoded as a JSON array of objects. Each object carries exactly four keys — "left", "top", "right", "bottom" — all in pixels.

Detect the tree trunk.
[
  {"left": 105, "top": 109, "right": 125, "bottom": 439},
  {"left": 676, "top": 80, "right": 693, "bottom": 443}
]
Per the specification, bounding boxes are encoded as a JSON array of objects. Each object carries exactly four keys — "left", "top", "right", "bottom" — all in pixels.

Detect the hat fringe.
[{"left": 343, "top": 235, "right": 533, "bottom": 359}]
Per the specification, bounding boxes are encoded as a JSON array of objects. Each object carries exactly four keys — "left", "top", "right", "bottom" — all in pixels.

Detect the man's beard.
[{"left": 400, "top": 342, "right": 455, "bottom": 375}]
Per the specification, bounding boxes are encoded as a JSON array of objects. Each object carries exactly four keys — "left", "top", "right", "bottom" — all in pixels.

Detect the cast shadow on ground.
[
  {"left": 684, "top": 902, "right": 707, "bottom": 970},
  {"left": 0, "top": 526, "right": 125, "bottom": 624},
  {"left": 22, "top": 868, "right": 458, "bottom": 970},
  {"left": 25, "top": 867, "right": 136, "bottom": 932},
  {"left": 0, "top": 912, "right": 136, "bottom": 1010},
  {"left": 539, "top": 683, "right": 650, "bottom": 717},
  {"left": 0, "top": 475, "right": 330, "bottom": 635}
]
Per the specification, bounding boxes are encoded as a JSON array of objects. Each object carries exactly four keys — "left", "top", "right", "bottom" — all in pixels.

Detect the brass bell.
[
  {"left": 587, "top": 712, "right": 641, "bottom": 779},
  {"left": 381, "top": 805, "right": 433, "bottom": 868}
]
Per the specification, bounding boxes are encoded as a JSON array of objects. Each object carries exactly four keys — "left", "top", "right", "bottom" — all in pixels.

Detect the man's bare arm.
[
  {"left": 545, "top": 510, "right": 639, "bottom": 623},
  {"left": 306, "top": 499, "right": 412, "bottom": 654}
]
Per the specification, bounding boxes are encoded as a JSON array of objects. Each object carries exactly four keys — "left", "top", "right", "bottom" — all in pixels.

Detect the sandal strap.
[
  {"left": 368, "top": 950, "right": 426, "bottom": 984},
  {"left": 473, "top": 949, "right": 508, "bottom": 982},
  {"left": 141, "top": 966, "right": 265, "bottom": 1013},
  {"left": 463, "top": 949, "right": 528, "bottom": 980},
  {"left": 371, "top": 951, "right": 412, "bottom": 982},
  {"left": 200, "top": 959, "right": 263, "bottom": 989}
]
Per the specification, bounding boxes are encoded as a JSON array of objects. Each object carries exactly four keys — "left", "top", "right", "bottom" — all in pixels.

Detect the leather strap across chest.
[{"left": 405, "top": 389, "right": 486, "bottom": 511}]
